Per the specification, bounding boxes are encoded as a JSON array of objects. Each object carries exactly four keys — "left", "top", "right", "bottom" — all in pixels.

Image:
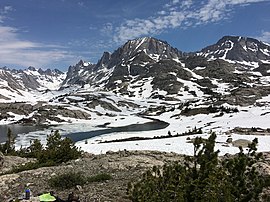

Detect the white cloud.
[
  {"left": 3, "top": 6, "right": 13, "bottom": 13},
  {"left": 0, "top": 26, "right": 17, "bottom": 40},
  {"left": 0, "top": 48, "right": 72, "bottom": 68},
  {"left": 113, "top": 0, "right": 270, "bottom": 43},
  {"left": 78, "top": 2, "right": 84, "bottom": 7},
  {"left": 195, "top": 0, "right": 269, "bottom": 23},
  {"left": 257, "top": 31, "right": 270, "bottom": 43},
  {"left": 158, "top": 10, "right": 167, "bottom": 15},
  {"left": 227, "top": 0, "right": 268, "bottom": 5},
  {"left": 78, "top": 1, "right": 88, "bottom": 8},
  {"left": 0, "top": 25, "right": 75, "bottom": 68},
  {"left": 0, "top": 6, "right": 77, "bottom": 68},
  {"left": 113, "top": 10, "right": 187, "bottom": 43},
  {"left": 196, "top": 0, "right": 227, "bottom": 23},
  {"left": 0, "top": 5, "right": 13, "bottom": 22},
  {"left": 181, "top": 0, "right": 193, "bottom": 8},
  {"left": 100, "top": 23, "right": 113, "bottom": 36}
]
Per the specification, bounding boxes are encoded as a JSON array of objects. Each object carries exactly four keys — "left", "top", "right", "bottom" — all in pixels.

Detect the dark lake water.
[
  {"left": 0, "top": 119, "right": 169, "bottom": 144},
  {"left": 65, "top": 120, "right": 170, "bottom": 142},
  {"left": 0, "top": 124, "right": 45, "bottom": 143}
]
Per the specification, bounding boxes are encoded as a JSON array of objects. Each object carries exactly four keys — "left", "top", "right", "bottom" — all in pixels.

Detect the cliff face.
[{"left": 198, "top": 36, "right": 270, "bottom": 63}]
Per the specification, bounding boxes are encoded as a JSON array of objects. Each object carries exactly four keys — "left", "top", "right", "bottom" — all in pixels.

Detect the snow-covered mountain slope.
[
  {"left": 61, "top": 36, "right": 270, "bottom": 106},
  {"left": 197, "top": 36, "right": 270, "bottom": 67},
  {"left": 63, "top": 37, "right": 186, "bottom": 89},
  {"left": 2, "top": 35, "right": 270, "bottom": 114},
  {"left": 1, "top": 35, "right": 270, "bottom": 155},
  {"left": 0, "top": 66, "right": 65, "bottom": 101},
  {"left": 96, "top": 36, "right": 185, "bottom": 69}
]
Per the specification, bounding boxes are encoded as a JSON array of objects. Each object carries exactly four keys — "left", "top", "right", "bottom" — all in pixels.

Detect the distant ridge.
[{"left": 1, "top": 35, "right": 270, "bottom": 101}]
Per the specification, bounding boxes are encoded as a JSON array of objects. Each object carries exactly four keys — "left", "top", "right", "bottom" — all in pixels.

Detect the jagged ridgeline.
[
  {"left": 0, "top": 36, "right": 270, "bottom": 124},
  {"left": 1, "top": 36, "right": 270, "bottom": 98},
  {"left": 1, "top": 36, "right": 270, "bottom": 200},
  {"left": 62, "top": 36, "right": 270, "bottom": 97}
]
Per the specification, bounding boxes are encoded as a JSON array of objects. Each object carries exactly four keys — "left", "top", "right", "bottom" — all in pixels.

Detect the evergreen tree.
[
  {"left": 38, "top": 130, "right": 81, "bottom": 164},
  {"left": 128, "top": 133, "right": 266, "bottom": 202},
  {"left": 0, "top": 128, "right": 16, "bottom": 155},
  {"left": 28, "top": 139, "right": 43, "bottom": 158}
]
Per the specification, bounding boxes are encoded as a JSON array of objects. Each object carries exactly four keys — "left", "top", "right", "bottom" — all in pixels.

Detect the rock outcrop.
[
  {"left": 198, "top": 36, "right": 270, "bottom": 64},
  {"left": 1, "top": 151, "right": 270, "bottom": 201},
  {"left": 0, "top": 151, "right": 184, "bottom": 201}
]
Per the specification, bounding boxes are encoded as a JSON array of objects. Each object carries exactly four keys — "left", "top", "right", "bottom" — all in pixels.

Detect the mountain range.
[
  {"left": 1, "top": 36, "right": 269, "bottom": 93},
  {"left": 0, "top": 35, "right": 270, "bottom": 150}
]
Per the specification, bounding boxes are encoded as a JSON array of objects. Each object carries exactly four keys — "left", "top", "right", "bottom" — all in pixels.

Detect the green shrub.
[
  {"left": 87, "top": 173, "right": 112, "bottom": 183},
  {"left": 8, "top": 161, "right": 55, "bottom": 174},
  {"left": 49, "top": 172, "right": 87, "bottom": 189},
  {"left": 3, "top": 130, "right": 82, "bottom": 174},
  {"left": 49, "top": 172, "right": 112, "bottom": 189},
  {"left": 38, "top": 130, "right": 82, "bottom": 164},
  {"left": 128, "top": 133, "right": 266, "bottom": 202},
  {"left": 16, "top": 130, "right": 81, "bottom": 164}
]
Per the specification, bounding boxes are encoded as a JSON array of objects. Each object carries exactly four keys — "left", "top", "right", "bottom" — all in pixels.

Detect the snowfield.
[
  {"left": 2, "top": 36, "right": 270, "bottom": 157},
  {"left": 11, "top": 89, "right": 270, "bottom": 156},
  {"left": 76, "top": 105, "right": 270, "bottom": 156}
]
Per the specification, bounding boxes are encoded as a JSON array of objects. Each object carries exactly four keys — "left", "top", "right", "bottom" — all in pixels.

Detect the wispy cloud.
[
  {"left": 0, "top": 5, "right": 13, "bottom": 22},
  {"left": 100, "top": 23, "right": 113, "bottom": 37},
  {"left": 0, "top": 7, "right": 77, "bottom": 68},
  {"left": 0, "top": 25, "right": 76, "bottom": 68},
  {"left": 257, "top": 31, "right": 270, "bottom": 43},
  {"left": 67, "top": 36, "right": 116, "bottom": 62},
  {"left": 2, "top": 6, "right": 13, "bottom": 13},
  {"left": 113, "top": 0, "right": 270, "bottom": 43}
]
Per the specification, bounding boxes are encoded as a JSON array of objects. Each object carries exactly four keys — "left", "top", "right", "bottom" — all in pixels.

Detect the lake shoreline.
[
  {"left": 65, "top": 118, "right": 169, "bottom": 142},
  {"left": 0, "top": 124, "right": 49, "bottom": 143}
]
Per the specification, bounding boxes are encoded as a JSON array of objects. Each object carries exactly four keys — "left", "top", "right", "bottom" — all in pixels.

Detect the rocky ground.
[
  {"left": 0, "top": 150, "right": 184, "bottom": 202},
  {"left": 1, "top": 150, "right": 270, "bottom": 202}
]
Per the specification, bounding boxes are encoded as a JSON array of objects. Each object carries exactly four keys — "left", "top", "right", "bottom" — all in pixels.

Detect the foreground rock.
[
  {"left": 1, "top": 150, "right": 270, "bottom": 201},
  {"left": 0, "top": 153, "right": 34, "bottom": 175},
  {"left": 0, "top": 151, "right": 184, "bottom": 201}
]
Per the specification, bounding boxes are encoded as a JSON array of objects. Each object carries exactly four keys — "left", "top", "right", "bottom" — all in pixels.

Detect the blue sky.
[{"left": 0, "top": 0, "right": 270, "bottom": 70}]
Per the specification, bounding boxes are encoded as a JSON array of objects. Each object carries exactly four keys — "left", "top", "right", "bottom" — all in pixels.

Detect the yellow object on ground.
[{"left": 38, "top": 193, "right": 56, "bottom": 201}]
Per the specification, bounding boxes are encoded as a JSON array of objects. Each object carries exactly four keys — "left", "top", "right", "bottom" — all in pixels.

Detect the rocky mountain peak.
[
  {"left": 75, "top": 60, "right": 92, "bottom": 67},
  {"left": 62, "top": 59, "right": 95, "bottom": 86},
  {"left": 37, "top": 68, "right": 64, "bottom": 76},
  {"left": 122, "top": 36, "right": 183, "bottom": 60},
  {"left": 27, "top": 66, "right": 37, "bottom": 71},
  {"left": 96, "top": 51, "right": 111, "bottom": 69},
  {"left": 0, "top": 65, "right": 66, "bottom": 101},
  {"left": 93, "top": 36, "right": 184, "bottom": 72},
  {"left": 199, "top": 35, "right": 270, "bottom": 66}
]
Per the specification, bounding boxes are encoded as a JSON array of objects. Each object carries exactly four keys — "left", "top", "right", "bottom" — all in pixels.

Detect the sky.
[{"left": 0, "top": 0, "right": 270, "bottom": 70}]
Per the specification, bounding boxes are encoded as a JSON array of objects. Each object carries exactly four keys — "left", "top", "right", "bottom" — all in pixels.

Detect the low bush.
[
  {"left": 87, "top": 173, "right": 113, "bottom": 183},
  {"left": 128, "top": 133, "right": 267, "bottom": 202},
  {"left": 37, "top": 130, "right": 81, "bottom": 164},
  {"left": 49, "top": 172, "right": 87, "bottom": 189},
  {"left": 8, "top": 161, "right": 55, "bottom": 174},
  {"left": 2, "top": 130, "right": 82, "bottom": 174},
  {"left": 49, "top": 172, "right": 113, "bottom": 189}
]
